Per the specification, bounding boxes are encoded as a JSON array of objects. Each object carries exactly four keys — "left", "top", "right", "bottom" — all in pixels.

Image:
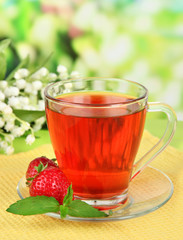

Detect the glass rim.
[{"left": 44, "top": 77, "right": 148, "bottom": 107}]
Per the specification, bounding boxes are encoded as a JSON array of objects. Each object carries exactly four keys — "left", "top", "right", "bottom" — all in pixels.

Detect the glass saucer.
[{"left": 17, "top": 166, "right": 173, "bottom": 222}]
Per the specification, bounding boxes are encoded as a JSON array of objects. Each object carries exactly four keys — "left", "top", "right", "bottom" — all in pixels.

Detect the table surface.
[
  {"left": 13, "top": 118, "right": 183, "bottom": 153},
  {"left": 1, "top": 119, "right": 183, "bottom": 240}
]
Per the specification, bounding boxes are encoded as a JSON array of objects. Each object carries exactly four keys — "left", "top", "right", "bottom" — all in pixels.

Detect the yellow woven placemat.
[{"left": 0, "top": 131, "right": 183, "bottom": 240}]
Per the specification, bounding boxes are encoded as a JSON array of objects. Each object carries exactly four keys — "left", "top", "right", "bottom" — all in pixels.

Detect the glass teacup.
[{"left": 44, "top": 78, "right": 176, "bottom": 209}]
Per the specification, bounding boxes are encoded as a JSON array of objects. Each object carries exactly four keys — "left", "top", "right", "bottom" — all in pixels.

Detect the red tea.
[{"left": 45, "top": 92, "right": 146, "bottom": 199}]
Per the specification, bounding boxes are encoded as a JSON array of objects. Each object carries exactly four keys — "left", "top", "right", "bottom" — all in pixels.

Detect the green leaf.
[
  {"left": 35, "top": 162, "right": 48, "bottom": 173},
  {"left": 28, "top": 52, "right": 53, "bottom": 76},
  {"left": 68, "top": 200, "right": 108, "bottom": 218},
  {"left": 35, "top": 163, "right": 42, "bottom": 173},
  {"left": 0, "top": 53, "right": 7, "bottom": 79},
  {"left": 26, "top": 177, "right": 34, "bottom": 186},
  {"left": 6, "top": 56, "right": 30, "bottom": 81},
  {"left": 0, "top": 39, "right": 11, "bottom": 52},
  {"left": 13, "top": 109, "right": 45, "bottom": 123},
  {"left": 60, "top": 205, "right": 68, "bottom": 219},
  {"left": 63, "top": 185, "right": 73, "bottom": 206},
  {"left": 109, "top": 210, "right": 113, "bottom": 216},
  {"left": 6, "top": 196, "right": 60, "bottom": 215},
  {"left": 26, "top": 177, "right": 34, "bottom": 181},
  {"left": 51, "top": 158, "right": 57, "bottom": 162}
]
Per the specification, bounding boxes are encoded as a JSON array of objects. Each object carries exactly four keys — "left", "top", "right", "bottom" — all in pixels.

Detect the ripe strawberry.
[
  {"left": 26, "top": 156, "right": 58, "bottom": 182},
  {"left": 29, "top": 167, "right": 70, "bottom": 205}
]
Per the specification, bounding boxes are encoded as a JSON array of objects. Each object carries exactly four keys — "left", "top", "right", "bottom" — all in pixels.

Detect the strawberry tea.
[{"left": 45, "top": 91, "right": 147, "bottom": 203}]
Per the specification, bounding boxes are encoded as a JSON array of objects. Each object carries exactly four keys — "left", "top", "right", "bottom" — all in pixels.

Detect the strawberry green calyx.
[
  {"left": 51, "top": 158, "right": 57, "bottom": 162},
  {"left": 26, "top": 162, "right": 48, "bottom": 186},
  {"left": 34, "top": 162, "right": 48, "bottom": 173}
]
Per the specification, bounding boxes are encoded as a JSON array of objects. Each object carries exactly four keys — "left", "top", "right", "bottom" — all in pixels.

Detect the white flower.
[
  {"left": 38, "top": 100, "right": 45, "bottom": 110},
  {"left": 0, "top": 80, "right": 8, "bottom": 90},
  {"left": 63, "top": 88, "right": 71, "bottom": 93},
  {"left": 0, "top": 102, "right": 13, "bottom": 115},
  {"left": 24, "top": 83, "right": 33, "bottom": 93},
  {"left": 3, "top": 105, "right": 13, "bottom": 114},
  {"left": 21, "top": 122, "right": 30, "bottom": 131},
  {"left": 5, "top": 134, "right": 14, "bottom": 143},
  {"left": 11, "top": 126, "right": 25, "bottom": 137},
  {"left": 18, "top": 96, "right": 29, "bottom": 106},
  {"left": 53, "top": 85, "right": 60, "bottom": 95},
  {"left": 22, "top": 105, "right": 36, "bottom": 110},
  {"left": 33, "top": 123, "right": 42, "bottom": 132},
  {"left": 18, "top": 96, "right": 30, "bottom": 109},
  {"left": 0, "top": 101, "right": 6, "bottom": 111},
  {"left": 33, "top": 116, "right": 45, "bottom": 131},
  {"left": 25, "top": 134, "right": 35, "bottom": 145},
  {"left": 8, "top": 96, "right": 20, "bottom": 108},
  {"left": 32, "top": 80, "right": 43, "bottom": 90},
  {"left": 73, "top": 81, "right": 86, "bottom": 90},
  {"left": 41, "top": 87, "right": 46, "bottom": 99},
  {"left": 31, "top": 67, "right": 48, "bottom": 79},
  {"left": 0, "top": 140, "right": 8, "bottom": 149},
  {"left": 4, "top": 86, "right": 19, "bottom": 97},
  {"left": 59, "top": 72, "right": 68, "bottom": 80},
  {"left": 63, "top": 83, "right": 72, "bottom": 93},
  {"left": 3, "top": 113, "right": 15, "bottom": 122},
  {"left": 177, "top": 111, "right": 183, "bottom": 121},
  {"left": 0, "top": 102, "right": 12, "bottom": 115},
  {"left": 57, "top": 65, "right": 67, "bottom": 74},
  {"left": 4, "top": 122, "right": 15, "bottom": 132},
  {"left": 14, "top": 68, "right": 29, "bottom": 79},
  {"left": 32, "top": 89, "right": 38, "bottom": 96},
  {"left": 64, "top": 82, "right": 72, "bottom": 89},
  {"left": 48, "top": 73, "right": 57, "bottom": 81},
  {"left": 70, "top": 71, "right": 81, "bottom": 79},
  {"left": 0, "top": 90, "right": 5, "bottom": 101},
  {"left": 0, "top": 117, "right": 5, "bottom": 128},
  {"left": 21, "top": 105, "right": 31, "bottom": 110},
  {"left": 5, "top": 146, "right": 14, "bottom": 155},
  {"left": 35, "top": 116, "right": 45, "bottom": 125},
  {"left": 15, "top": 79, "right": 26, "bottom": 89}
]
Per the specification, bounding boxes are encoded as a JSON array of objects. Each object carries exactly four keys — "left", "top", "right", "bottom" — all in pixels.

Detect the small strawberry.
[
  {"left": 26, "top": 156, "right": 58, "bottom": 183},
  {"left": 29, "top": 166, "right": 70, "bottom": 205}
]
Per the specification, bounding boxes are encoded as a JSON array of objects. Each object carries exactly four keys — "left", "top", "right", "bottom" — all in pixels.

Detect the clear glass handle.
[{"left": 131, "top": 102, "right": 177, "bottom": 179}]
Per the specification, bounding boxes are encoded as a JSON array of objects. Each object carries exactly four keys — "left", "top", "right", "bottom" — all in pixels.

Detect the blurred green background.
[{"left": 0, "top": 0, "right": 183, "bottom": 120}]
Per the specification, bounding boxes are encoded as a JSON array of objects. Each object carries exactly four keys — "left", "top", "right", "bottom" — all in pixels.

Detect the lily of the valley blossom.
[
  {"left": 0, "top": 65, "right": 82, "bottom": 154},
  {"left": 0, "top": 100, "right": 35, "bottom": 154}
]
